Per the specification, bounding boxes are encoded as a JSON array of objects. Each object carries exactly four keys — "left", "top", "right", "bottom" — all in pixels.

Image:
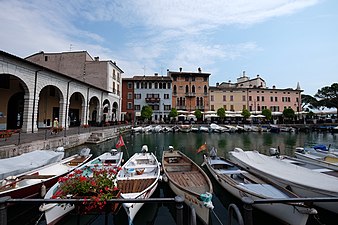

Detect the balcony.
[
  {"left": 176, "top": 106, "right": 186, "bottom": 110},
  {"left": 145, "top": 97, "right": 160, "bottom": 103},
  {"left": 185, "top": 92, "right": 196, "bottom": 97}
]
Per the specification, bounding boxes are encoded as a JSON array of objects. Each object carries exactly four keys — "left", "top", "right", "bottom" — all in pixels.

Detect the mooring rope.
[{"left": 211, "top": 208, "right": 224, "bottom": 225}]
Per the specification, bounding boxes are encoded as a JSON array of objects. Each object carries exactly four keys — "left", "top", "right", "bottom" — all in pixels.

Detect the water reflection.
[{"left": 24, "top": 131, "right": 338, "bottom": 225}]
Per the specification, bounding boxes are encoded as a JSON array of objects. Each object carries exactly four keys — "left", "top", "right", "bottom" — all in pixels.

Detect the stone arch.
[
  {"left": 112, "top": 102, "right": 118, "bottom": 122},
  {"left": 68, "top": 92, "right": 85, "bottom": 127},
  {"left": 102, "top": 99, "right": 110, "bottom": 123},
  {"left": 37, "top": 85, "right": 63, "bottom": 128},
  {"left": 0, "top": 74, "right": 29, "bottom": 130},
  {"left": 89, "top": 96, "right": 100, "bottom": 125}
]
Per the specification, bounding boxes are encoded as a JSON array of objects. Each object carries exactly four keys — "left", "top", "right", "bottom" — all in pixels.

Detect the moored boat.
[
  {"left": 229, "top": 148, "right": 338, "bottom": 214},
  {"left": 0, "top": 147, "right": 65, "bottom": 181},
  {"left": 40, "top": 149, "right": 123, "bottom": 225},
  {"left": 117, "top": 145, "right": 160, "bottom": 224},
  {"left": 178, "top": 124, "right": 192, "bottom": 132},
  {"left": 162, "top": 146, "right": 213, "bottom": 225},
  {"left": 204, "top": 148, "right": 316, "bottom": 225},
  {"left": 0, "top": 148, "right": 91, "bottom": 199}
]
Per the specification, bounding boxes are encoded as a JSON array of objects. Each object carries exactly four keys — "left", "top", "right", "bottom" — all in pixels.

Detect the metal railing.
[{"left": 0, "top": 196, "right": 185, "bottom": 225}]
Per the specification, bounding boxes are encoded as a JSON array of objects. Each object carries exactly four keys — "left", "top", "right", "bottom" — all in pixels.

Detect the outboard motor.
[
  {"left": 269, "top": 147, "right": 280, "bottom": 157},
  {"left": 168, "top": 145, "right": 174, "bottom": 152},
  {"left": 141, "top": 145, "right": 149, "bottom": 153},
  {"left": 210, "top": 147, "right": 218, "bottom": 159}
]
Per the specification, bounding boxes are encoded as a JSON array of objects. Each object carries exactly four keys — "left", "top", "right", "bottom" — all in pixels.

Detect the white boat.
[
  {"left": 229, "top": 148, "right": 338, "bottom": 214},
  {"left": 178, "top": 124, "right": 192, "bottom": 132},
  {"left": 117, "top": 145, "right": 160, "bottom": 224},
  {"left": 0, "top": 148, "right": 91, "bottom": 199},
  {"left": 210, "top": 123, "right": 227, "bottom": 133},
  {"left": 132, "top": 126, "right": 144, "bottom": 133},
  {"left": 40, "top": 149, "right": 123, "bottom": 225},
  {"left": 199, "top": 126, "right": 210, "bottom": 133},
  {"left": 294, "top": 148, "right": 338, "bottom": 172},
  {"left": 162, "top": 146, "right": 213, "bottom": 225},
  {"left": 204, "top": 148, "right": 316, "bottom": 225},
  {"left": 0, "top": 147, "right": 65, "bottom": 180}
]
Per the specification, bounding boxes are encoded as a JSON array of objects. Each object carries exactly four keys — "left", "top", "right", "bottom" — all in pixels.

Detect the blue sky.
[{"left": 1, "top": 0, "right": 337, "bottom": 96}]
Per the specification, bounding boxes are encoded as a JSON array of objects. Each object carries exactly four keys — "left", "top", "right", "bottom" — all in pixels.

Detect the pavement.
[{"left": 0, "top": 125, "right": 123, "bottom": 148}]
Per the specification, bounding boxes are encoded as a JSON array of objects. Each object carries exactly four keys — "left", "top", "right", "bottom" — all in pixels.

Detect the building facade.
[
  {"left": 121, "top": 78, "right": 134, "bottom": 122},
  {"left": 209, "top": 72, "right": 302, "bottom": 114},
  {"left": 133, "top": 75, "right": 172, "bottom": 122},
  {"left": 0, "top": 50, "right": 113, "bottom": 133},
  {"left": 168, "top": 68, "right": 210, "bottom": 112},
  {"left": 26, "top": 51, "right": 123, "bottom": 122}
]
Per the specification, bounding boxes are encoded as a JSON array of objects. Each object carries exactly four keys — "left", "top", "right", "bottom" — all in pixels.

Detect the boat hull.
[{"left": 204, "top": 157, "right": 311, "bottom": 225}]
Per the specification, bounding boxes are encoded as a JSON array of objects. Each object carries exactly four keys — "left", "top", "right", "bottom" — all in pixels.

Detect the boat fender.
[
  {"left": 41, "top": 183, "right": 46, "bottom": 197},
  {"left": 162, "top": 174, "right": 168, "bottom": 183},
  {"left": 199, "top": 192, "right": 214, "bottom": 209}
]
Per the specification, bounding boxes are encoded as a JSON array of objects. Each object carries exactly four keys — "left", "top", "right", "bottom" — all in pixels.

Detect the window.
[
  {"left": 270, "top": 96, "right": 273, "bottom": 102},
  {"left": 192, "top": 85, "right": 195, "bottom": 93},
  {"left": 185, "top": 76, "right": 189, "bottom": 81},
  {"left": 230, "top": 105, "right": 234, "bottom": 111},
  {"left": 185, "top": 85, "right": 189, "bottom": 93},
  {"left": 163, "top": 83, "right": 166, "bottom": 89},
  {"left": 153, "top": 105, "right": 159, "bottom": 110},
  {"left": 167, "top": 83, "right": 171, "bottom": 89},
  {"left": 242, "top": 95, "right": 246, "bottom": 101},
  {"left": 211, "top": 105, "right": 214, "bottom": 110},
  {"left": 134, "top": 105, "right": 140, "bottom": 110},
  {"left": 204, "top": 77, "right": 208, "bottom": 82},
  {"left": 275, "top": 97, "right": 278, "bottom": 102},
  {"left": 113, "top": 70, "right": 116, "bottom": 80},
  {"left": 223, "top": 95, "right": 226, "bottom": 101},
  {"left": 249, "top": 96, "right": 252, "bottom": 101},
  {"left": 45, "top": 56, "right": 48, "bottom": 61},
  {"left": 127, "top": 82, "right": 133, "bottom": 89},
  {"left": 164, "top": 94, "right": 169, "bottom": 99},
  {"left": 257, "top": 96, "right": 260, "bottom": 101},
  {"left": 134, "top": 94, "right": 141, "bottom": 99},
  {"left": 127, "top": 102, "right": 132, "bottom": 109},
  {"left": 242, "top": 105, "right": 246, "bottom": 110},
  {"left": 211, "top": 95, "right": 214, "bottom": 101},
  {"left": 117, "top": 73, "right": 120, "bottom": 81},
  {"left": 223, "top": 105, "right": 227, "bottom": 110},
  {"left": 127, "top": 92, "right": 132, "bottom": 99},
  {"left": 155, "top": 82, "right": 158, "bottom": 89},
  {"left": 164, "top": 105, "right": 171, "bottom": 110},
  {"left": 173, "top": 85, "right": 177, "bottom": 94},
  {"left": 261, "top": 96, "right": 264, "bottom": 102},
  {"left": 230, "top": 95, "right": 234, "bottom": 101},
  {"left": 136, "top": 82, "right": 140, "bottom": 89}
]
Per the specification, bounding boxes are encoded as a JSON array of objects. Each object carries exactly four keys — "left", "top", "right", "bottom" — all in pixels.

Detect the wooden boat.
[
  {"left": 0, "top": 148, "right": 91, "bottom": 199},
  {"left": 117, "top": 145, "right": 160, "bottom": 224},
  {"left": 204, "top": 148, "right": 316, "bottom": 225},
  {"left": 0, "top": 147, "right": 64, "bottom": 180},
  {"left": 178, "top": 124, "right": 192, "bottom": 133},
  {"left": 162, "top": 146, "right": 213, "bottom": 225},
  {"left": 229, "top": 148, "right": 338, "bottom": 214},
  {"left": 40, "top": 149, "right": 123, "bottom": 225}
]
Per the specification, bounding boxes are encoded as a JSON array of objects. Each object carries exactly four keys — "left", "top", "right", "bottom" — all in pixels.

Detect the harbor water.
[{"left": 9, "top": 131, "right": 338, "bottom": 225}]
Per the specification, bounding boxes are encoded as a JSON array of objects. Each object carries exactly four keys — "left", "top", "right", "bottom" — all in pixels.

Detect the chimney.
[
  {"left": 94, "top": 56, "right": 99, "bottom": 61},
  {"left": 154, "top": 73, "right": 158, "bottom": 76},
  {"left": 179, "top": 67, "right": 182, "bottom": 72},
  {"left": 198, "top": 67, "right": 202, "bottom": 73},
  {"left": 243, "top": 71, "right": 245, "bottom": 77},
  {"left": 273, "top": 85, "right": 276, "bottom": 89},
  {"left": 216, "top": 82, "right": 219, "bottom": 87}
]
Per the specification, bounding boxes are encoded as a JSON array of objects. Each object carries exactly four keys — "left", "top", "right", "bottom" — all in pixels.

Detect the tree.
[
  {"left": 241, "top": 109, "right": 251, "bottom": 120},
  {"left": 262, "top": 108, "right": 272, "bottom": 121},
  {"left": 314, "top": 83, "right": 338, "bottom": 114},
  {"left": 141, "top": 105, "right": 153, "bottom": 122},
  {"left": 301, "top": 94, "right": 319, "bottom": 111},
  {"left": 283, "top": 107, "right": 295, "bottom": 123},
  {"left": 194, "top": 109, "right": 203, "bottom": 121},
  {"left": 168, "top": 108, "right": 178, "bottom": 119},
  {"left": 217, "top": 108, "right": 226, "bottom": 123}
]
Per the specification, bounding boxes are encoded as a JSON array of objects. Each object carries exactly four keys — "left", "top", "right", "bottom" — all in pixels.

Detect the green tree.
[
  {"left": 301, "top": 94, "right": 319, "bottom": 111},
  {"left": 262, "top": 108, "right": 272, "bottom": 121},
  {"left": 169, "top": 108, "right": 178, "bottom": 119},
  {"left": 283, "top": 107, "right": 295, "bottom": 123},
  {"left": 217, "top": 108, "right": 226, "bottom": 122},
  {"left": 194, "top": 109, "right": 203, "bottom": 121},
  {"left": 241, "top": 109, "right": 251, "bottom": 120},
  {"left": 141, "top": 105, "right": 153, "bottom": 121},
  {"left": 314, "top": 83, "right": 338, "bottom": 114}
]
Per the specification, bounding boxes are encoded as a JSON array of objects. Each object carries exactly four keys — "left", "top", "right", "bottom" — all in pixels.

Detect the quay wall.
[{"left": 0, "top": 127, "right": 130, "bottom": 159}]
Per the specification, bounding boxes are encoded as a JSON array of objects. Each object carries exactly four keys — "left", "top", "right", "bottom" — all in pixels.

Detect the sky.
[{"left": 1, "top": 0, "right": 337, "bottom": 96}]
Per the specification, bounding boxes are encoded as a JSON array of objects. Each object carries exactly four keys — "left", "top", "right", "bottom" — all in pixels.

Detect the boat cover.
[
  {"left": 229, "top": 150, "right": 338, "bottom": 194},
  {"left": 0, "top": 150, "right": 64, "bottom": 180}
]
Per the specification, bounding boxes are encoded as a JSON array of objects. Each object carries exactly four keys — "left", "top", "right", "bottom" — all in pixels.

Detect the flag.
[
  {"left": 115, "top": 135, "right": 125, "bottom": 149},
  {"left": 197, "top": 143, "right": 207, "bottom": 153}
]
